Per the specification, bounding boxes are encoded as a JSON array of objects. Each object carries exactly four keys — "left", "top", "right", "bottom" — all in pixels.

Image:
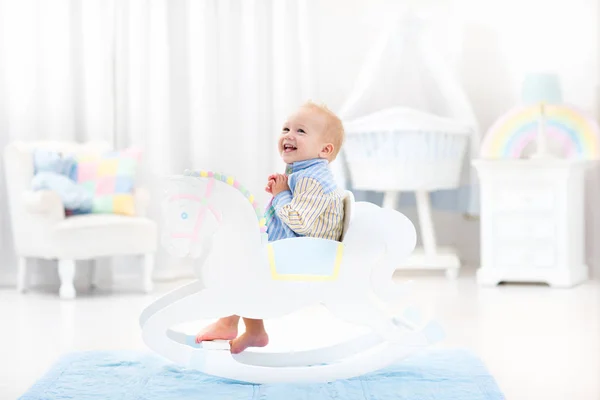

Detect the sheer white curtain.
[
  {"left": 0, "top": 0, "right": 116, "bottom": 286},
  {"left": 0, "top": 0, "right": 315, "bottom": 285}
]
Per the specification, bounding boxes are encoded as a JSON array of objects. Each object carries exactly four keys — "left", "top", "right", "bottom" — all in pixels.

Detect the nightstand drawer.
[
  {"left": 495, "top": 244, "right": 555, "bottom": 268},
  {"left": 494, "top": 187, "right": 555, "bottom": 212},
  {"left": 494, "top": 217, "right": 555, "bottom": 240}
]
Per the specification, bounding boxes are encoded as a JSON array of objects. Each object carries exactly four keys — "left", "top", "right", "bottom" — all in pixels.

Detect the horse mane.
[{"left": 183, "top": 169, "right": 268, "bottom": 241}]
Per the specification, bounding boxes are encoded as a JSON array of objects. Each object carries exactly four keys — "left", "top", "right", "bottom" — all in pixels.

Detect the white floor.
[{"left": 1, "top": 268, "right": 599, "bottom": 400}]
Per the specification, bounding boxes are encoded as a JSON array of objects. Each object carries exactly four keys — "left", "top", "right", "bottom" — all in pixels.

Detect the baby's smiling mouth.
[{"left": 283, "top": 143, "right": 297, "bottom": 153}]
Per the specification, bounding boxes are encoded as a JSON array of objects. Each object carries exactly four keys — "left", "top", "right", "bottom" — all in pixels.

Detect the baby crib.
[
  {"left": 343, "top": 107, "right": 472, "bottom": 279},
  {"left": 335, "top": 6, "right": 481, "bottom": 278}
]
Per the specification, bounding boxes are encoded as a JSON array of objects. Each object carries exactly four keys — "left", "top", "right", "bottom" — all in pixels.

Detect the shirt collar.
[{"left": 286, "top": 158, "right": 328, "bottom": 174}]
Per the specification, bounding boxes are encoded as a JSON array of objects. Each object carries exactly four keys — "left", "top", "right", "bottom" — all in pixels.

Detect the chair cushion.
[
  {"left": 55, "top": 214, "right": 154, "bottom": 230},
  {"left": 52, "top": 214, "right": 157, "bottom": 258},
  {"left": 76, "top": 148, "right": 142, "bottom": 216}
]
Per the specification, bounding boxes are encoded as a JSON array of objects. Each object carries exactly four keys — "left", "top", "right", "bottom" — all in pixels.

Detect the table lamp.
[{"left": 521, "top": 72, "right": 563, "bottom": 159}]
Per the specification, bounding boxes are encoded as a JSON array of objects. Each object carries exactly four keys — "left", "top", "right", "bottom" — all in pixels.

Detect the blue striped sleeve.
[{"left": 272, "top": 190, "right": 293, "bottom": 210}]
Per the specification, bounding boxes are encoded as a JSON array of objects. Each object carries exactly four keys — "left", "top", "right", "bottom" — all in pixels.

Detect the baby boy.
[{"left": 195, "top": 101, "right": 346, "bottom": 353}]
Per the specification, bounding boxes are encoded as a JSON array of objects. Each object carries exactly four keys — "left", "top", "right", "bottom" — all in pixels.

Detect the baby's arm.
[{"left": 271, "top": 177, "right": 330, "bottom": 235}]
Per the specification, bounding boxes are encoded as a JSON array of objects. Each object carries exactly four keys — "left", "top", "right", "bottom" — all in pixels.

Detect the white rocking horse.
[{"left": 139, "top": 169, "right": 444, "bottom": 384}]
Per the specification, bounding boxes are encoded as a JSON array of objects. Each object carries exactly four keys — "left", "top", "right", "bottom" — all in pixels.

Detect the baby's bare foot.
[
  {"left": 195, "top": 320, "right": 238, "bottom": 343},
  {"left": 229, "top": 331, "right": 269, "bottom": 354}
]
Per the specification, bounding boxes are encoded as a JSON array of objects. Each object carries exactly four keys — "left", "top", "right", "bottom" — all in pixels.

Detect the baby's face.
[{"left": 278, "top": 107, "right": 332, "bottom": 164}]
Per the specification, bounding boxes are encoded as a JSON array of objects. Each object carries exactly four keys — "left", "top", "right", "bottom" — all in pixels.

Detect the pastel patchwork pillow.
[{"left": 76, "top": 148, "right": 142, "bottom": 216}]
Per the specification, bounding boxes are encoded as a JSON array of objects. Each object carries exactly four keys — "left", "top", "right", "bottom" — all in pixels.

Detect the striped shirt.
[{"left": 265, "top": 158, "right": 344, "bottom": 242}]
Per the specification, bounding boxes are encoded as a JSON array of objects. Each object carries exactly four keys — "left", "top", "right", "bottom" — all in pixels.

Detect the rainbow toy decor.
[{"left": 480, "top": 104, "right": 600, "bottom": 159}]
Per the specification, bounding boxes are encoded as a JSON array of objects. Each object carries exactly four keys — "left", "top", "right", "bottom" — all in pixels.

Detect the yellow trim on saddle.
[{"left": 267, "top": 243, "right": 344, "bottom": 281}]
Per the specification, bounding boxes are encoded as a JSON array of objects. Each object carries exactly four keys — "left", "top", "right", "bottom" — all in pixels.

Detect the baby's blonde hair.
[{"left": 301, "top": 101, "right": 345, "bottom": 161}]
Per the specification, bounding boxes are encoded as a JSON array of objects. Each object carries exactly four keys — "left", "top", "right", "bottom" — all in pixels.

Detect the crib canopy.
[{"left": 334, "top": 5, "right": 481, "bottom": 215}]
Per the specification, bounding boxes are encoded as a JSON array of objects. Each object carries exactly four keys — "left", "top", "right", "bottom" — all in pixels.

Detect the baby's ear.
[{"left": 321, "top": 143, "right": 334, "bottom": 156}]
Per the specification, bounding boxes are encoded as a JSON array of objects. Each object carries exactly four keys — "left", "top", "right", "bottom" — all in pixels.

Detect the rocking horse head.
[{"left": 162, "top": 170, "right": 268, "bottom": 280}]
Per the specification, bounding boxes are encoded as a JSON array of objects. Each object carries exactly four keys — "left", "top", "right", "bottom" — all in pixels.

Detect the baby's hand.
[
  {"left": 265, "top": 174, "right": 277, "bottom": 193},
  {"left": 271, "top": 174, "right": 290, "bottom": 196}
]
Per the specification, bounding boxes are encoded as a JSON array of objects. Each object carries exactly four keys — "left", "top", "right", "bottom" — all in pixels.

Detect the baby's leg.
[
  {"left": 229, "top": 318, "right": 269, "bottom": 354},
  {"left": 195, "top": 315, "right": 240, "bottom": 343}
]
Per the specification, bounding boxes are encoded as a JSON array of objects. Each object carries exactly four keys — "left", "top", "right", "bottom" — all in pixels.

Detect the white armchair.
[{"left": 3, "top": 141, "right": 158, "bottom": 299}]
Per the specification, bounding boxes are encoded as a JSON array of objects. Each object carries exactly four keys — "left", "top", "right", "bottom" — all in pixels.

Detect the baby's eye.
[
  {"left": 282, "top": 127, "right": 290, "bottom": 133},
  {"left": 297, "top": 129, "right": 305, "bottom": 134}
]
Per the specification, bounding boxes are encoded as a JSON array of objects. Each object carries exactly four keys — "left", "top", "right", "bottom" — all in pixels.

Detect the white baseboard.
[{"left": 0, "top": 260, "right": 194, "bottom": 289}]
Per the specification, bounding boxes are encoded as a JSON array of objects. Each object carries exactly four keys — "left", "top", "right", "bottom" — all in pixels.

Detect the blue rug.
[{"left": 19, "top": 349, "right": 504, "bottom": 399}]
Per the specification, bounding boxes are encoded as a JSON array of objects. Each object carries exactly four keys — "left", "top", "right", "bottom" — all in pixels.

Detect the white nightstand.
[{"left": 472, "top": 159, "right": 592, "bottom": 288}]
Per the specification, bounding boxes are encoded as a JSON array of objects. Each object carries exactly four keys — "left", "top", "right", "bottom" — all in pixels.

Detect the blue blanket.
[{"left": 19, "top": 349, "right": 504, "bottom": 400}]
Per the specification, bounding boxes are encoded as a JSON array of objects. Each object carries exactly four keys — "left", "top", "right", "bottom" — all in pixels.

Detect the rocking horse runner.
[{"left": 139, "top": 170, "right": 445, "bottom": 384}]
